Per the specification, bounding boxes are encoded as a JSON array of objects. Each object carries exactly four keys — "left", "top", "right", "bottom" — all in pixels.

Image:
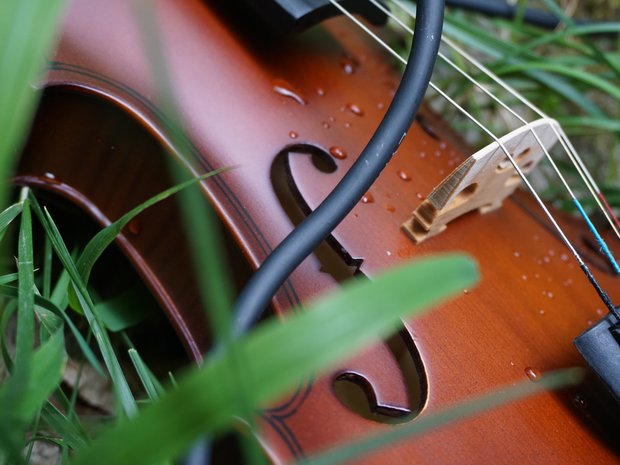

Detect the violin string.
[
  {"left": 369, "top": 0, "right": 620, "bottom": 274},
  {"left": 328, "top": 0, "right": 619, "bottom": 317},
  {"left": 389, "top": 0, "right": 620, "bottom": 241}
]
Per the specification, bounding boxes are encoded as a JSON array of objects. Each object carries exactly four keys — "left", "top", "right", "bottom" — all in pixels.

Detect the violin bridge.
[{"left": 403, "top": 118, "right": 560, "bottom": 244}]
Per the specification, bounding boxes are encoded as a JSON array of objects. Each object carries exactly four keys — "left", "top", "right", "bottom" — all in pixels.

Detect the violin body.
[{"left": 15, "top": 0, "right": 620, "bottom": 463}]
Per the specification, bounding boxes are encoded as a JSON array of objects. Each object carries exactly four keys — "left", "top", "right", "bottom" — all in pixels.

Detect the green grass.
[
  {"left": 0, "top": 0, "right": 606, "bottom": 464},
  {"left": 432, "top": 1, "right": 620, "bottom": 210}
]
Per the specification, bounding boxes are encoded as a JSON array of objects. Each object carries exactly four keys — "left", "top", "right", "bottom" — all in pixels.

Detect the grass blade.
[
  {"left": 69, "top": 254, "right": 478, "bottom": 465},
  {"left": 301, "top": 368, "right": 584, "bottom": 465},
  {"left": 0, "top": 0, "right": 67, "bottom": 209},
  {"left": 72, "top": 168, "right": 227, "bottom": 305},
  {"left": 128, "top": 348, "right": 164, "bottom": 401},
  {"left": 29, "top": 194, "right": 137, "bottom": 417},
  {"left": 0, "top": 202, "right": 23, "bottom": 243},
  {"left": 15, "top": 199, "right": 34, "bottom": 365},
  {"left": 0, "top": 330, "right": 66, "bottom": 457},
  {"left": 0, "top": 285, "right": 103, "bottom": 375}
]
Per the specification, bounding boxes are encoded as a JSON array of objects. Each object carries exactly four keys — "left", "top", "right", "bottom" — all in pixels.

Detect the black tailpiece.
[
  {"left": 241, "top": 0, "right": 388, "bottom": 34},
  {"left": 574, "top": 314, "right": 620, "bottom": 403}
]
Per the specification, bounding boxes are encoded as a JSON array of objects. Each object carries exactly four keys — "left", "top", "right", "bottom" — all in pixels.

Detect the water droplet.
[
  {"left": 510, "top": 361, "right": 515, "bottom": 367},
  {"left": 525, "top": 367, "right": 542, "bottom": 382},
  {"left": 419, "top": 151, "right": 427, "bottom": 158},
  {"left": 128, "top": 219, "right": 142, "bottom": 236},
  {"left": 543, "top": 256, "right": 551, "bottom": 263},
  {"left": 340, "top": 56, "right": 358, "bottom": 74},
  {"left": 416, "top": 193, "right": 425, "bottom": 201},
  {"left": 397, "top": 169, "right": 411, "bottom": 181},
  {"left": 328, "top": 116, "right": 336, "bottom": 122},
  {"left": 548, "top": 249, "right": 555, "bottom": 256},
  {"left": 534, "top": 273, "right": 540, "bottom": 279},
  {"left": 560, "top": 254, "right": 569, "bottom": 262},
  {"left": 386, "top": 251, "right": 392, "bottom": 256},
  {"left": 539, "top": 309, "right": 545, "bottom": 315},
  {"left": 110, "top": 145, "right": 116, "bottom": 151},
  {"left": 344, "top": 122, "right": 351, "bottom": 128},
  {"left": 547, "top": 291, "right": 554, "bottom": 299},
  {"left": 563, "top": 278, "right": 573, "bottom": 287},
  {"left": 317, "top": 88, "right": 325, "bottom": 96},
  {"left": 377, "top": 102, "right": 385, "bottom": 110},
  {"left": 463, "top": 289, "right": 470, "bottom": 295},
  {"left": 42, "top": 172, "right": 61, "bottom": 184},
  {"left": 514, "top": 251, "right": 520, "bottom": 258},
  {"left": 521, "top": 274, "right": 528, "bottom": 281},
  {"left": 346, "top": 103, "right": 364, "bottom": 116},
  {"left": 588, "top": 319, "right": 594, "bottom": 326},
  {"left": 329, "top": 146, "right": 348, "bottom": 160},
  {"left": 386, "top": 204, "right": 396, "bottom": 213},
  {"left": 362, "top": 192, "right": 374, "bottom": 204},
  {"left": 322, "top": 121, "right": 330, "bottom": 129},
  {"left": 439, "top": 141, "right": 447, "bottom": 150},
  {"left": 289, "top": 131, "right": 298, "bottom": 139},
  {"left": 272, "top": 79, "right": 307, "bottom": 105},
  {"left": 573, "top": 395, "right": 587, "bottom": 409},
  {"left": 434, "top": 150, "right": 442, "bottom": 157},
  {"left": 596, "top": 308, "right": 604, "bottom": 316},
  {"left": 533, "top": 235, "right": 540, "bottom": 241}
]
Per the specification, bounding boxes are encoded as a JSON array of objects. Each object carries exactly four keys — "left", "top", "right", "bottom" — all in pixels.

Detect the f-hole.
[
  {"left": 333, "top": 330, "right": 427, "bottom": 423},
  {"left": 271, "top": 144, "right": 427, "bottom": 423},
  {"left": 271, "top": 144, "right": 363, "bottom": 282}
]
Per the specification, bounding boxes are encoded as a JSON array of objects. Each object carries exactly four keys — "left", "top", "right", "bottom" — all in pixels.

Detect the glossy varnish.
[{"left": 15, "top": 0, "right": 620, "bottom": 463}]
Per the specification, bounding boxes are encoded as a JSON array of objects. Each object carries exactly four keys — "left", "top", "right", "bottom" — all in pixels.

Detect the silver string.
[
  {"left": 326, "top": 0, "right": 588, "bottom": 269},
  {"left": 389, "top": 0, "right": 620, "bottom": 240}
]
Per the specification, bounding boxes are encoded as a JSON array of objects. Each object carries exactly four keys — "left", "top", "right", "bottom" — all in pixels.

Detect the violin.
[{"left": 14, "top": 0, "right": 620, "bottom": 463}]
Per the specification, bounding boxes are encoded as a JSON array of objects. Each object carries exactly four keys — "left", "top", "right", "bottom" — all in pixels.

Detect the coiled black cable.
[{"left": 181, "top": 1, "right": 444, "bottom": 463}]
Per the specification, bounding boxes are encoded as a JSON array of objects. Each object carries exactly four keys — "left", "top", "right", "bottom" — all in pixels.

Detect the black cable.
[
  {"left": 180, "top": 2, "right": 443, "bottom": 464},
  {"left": 445, "top": 0, "right": 589, "bottom": 30},
  {"left": 233, "top": 0, "right": 444, "bottom": 333}
]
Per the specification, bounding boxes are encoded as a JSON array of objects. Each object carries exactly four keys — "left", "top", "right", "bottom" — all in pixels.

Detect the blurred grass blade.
[
  {"left": 0, "top": 300, "right": 17, "bottom": 372},
  {"left": 0, "top": 330, "right": 66, "bottom": 455},
  {"left": 495, "top": 61, "right": 620, "bottom": 102},
  {"left": 69, "top": 254, "right": 478, "bottom": 465},
  {"left": 40, "top": 400, "right": 90, "bottom": 452},
  {"left": 0, "top": 0, "right": 67, "bottom": 209},
  {"left": 0, "top": 199, "right": 37, "bottom": 459},
  {"left": 94, "top": 287, "right": 151, "bottom": 332},
  {"left": 442, "top": 14, "right": 604, "bottom": 116},
  {"left": 302, "top": 368, "right": 584, "bottom": 465},
  {"left": 11, "top": 330, "right": 66, "bottom": 417},
  {"left": 557, "top": 116, "right": 620, "bottom": 133},
  {"left": 0, "top": 273, "right": 19, "bottom": 285}
]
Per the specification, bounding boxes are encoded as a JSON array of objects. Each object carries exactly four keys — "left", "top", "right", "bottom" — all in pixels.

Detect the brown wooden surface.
[{"left": 14, "top": 0, "right": 620, "bottom": 463}]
